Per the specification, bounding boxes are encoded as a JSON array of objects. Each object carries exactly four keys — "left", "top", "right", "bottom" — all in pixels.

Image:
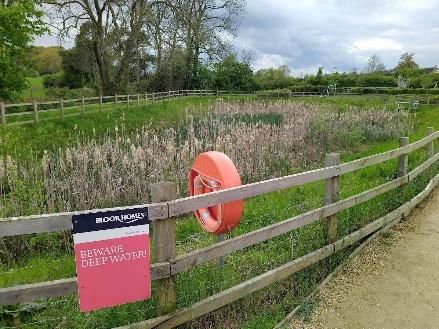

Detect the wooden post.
[
  {"left": 115, "top": 94, "right": 118, "bottom": 109},
  {"left": 99, "top": 95, "right": 103, "bottom": 112},
  {"left": 398, "top": 137, "right": 409, "bottom": 178},
  {"left": 427, "top": 127, "right": 434, "bottom": 158},
  {"left": 168, "top": 91, "right": 171, "bottom": 100},
  {"left": 152, "top": 93, "right": 155, "bottom": 101},
  {"left": 151, "top": 182, "right": 177, "bottom": 316},
  {"left": 60, "top": 99, "right": 64, "bottom": 120},
  {"left": 145, "top": 93, "right": 148, "bottom": 105},
  {"left": 216, "top": 234, "right": 225, "bottom": 267},
  {"left": 324, "top": 153, "right": 340, "bottom": 244},
  {"left": 33, "top": 100, "right": 38, "bottom": 123},
  {"left": 81, "top": 96, "right": 85, "bottom": 115},
  {"left": 137, "top": 93, "right": 140, "bottom": 108},
  {"left": 0, "top": 102, "right": 5, "bottom": 125},
  {"left": 127, "top": 94, "right": 130, "bottom": 109}
]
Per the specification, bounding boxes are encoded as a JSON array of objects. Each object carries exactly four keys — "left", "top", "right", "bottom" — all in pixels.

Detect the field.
[
  {"left": 19, "top": 77, "right": 46, "bottom": 101},
  {"left": 0, "top": 95, "right": 438, "bottom": 328}
]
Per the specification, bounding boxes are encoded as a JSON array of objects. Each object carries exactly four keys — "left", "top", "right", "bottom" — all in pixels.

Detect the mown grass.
[
  {"left": 0, "top": 98, "right": 438, "bottom": 329},
  {"left": 19, "top": 77, "right": 46, "bottom": 101}
]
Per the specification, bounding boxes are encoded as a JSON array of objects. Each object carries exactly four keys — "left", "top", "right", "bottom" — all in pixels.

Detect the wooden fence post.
[
  {"left": 145, "top": 93, "right": 148, "bottom": 105},
  {"left": 115, "top": 94, "right": 118, "bottom": 109},
  {"left": 99, "top": 95, "right": 103, "bottom": 112},
  {"left": 33, "top": 100, "right": 38, "bottom": 123},
  {"left": 0, "top": 102, "right": 5, "bottom": 125},
  {"left": 127, "top": 94, "right": 130, "bottom": 109},
  {"left": 398, "top": 137, "right": 409, "bottom": 178},
  {"left": 168, "top": 91, "right": 171, "bottom": 100},
  {"left": 60, "top": 99, "right": 64, "bottom": 120},
  {"left": 81, "top": 96, "right": 85, "bottom": 115},
  {"left": 152, "top": 93, "right": 155, "bottom": 101},
  {"left": 427, "top": 127, "right": 434, "bottom": 158},
  {"left": 324, "top": 153, "right": 340, "bottom": 244},
  {"left": 151, "top": 182, "right": 177, "bottom": 316},
  {"left": 137, "top": 93, "right": 140, "bottom": 108},
  {"left": 427, "top": 127, "right": 434, "bottom": 177},
  {"left": 217, "top": 234, "right": 225, "bottom": 267}
]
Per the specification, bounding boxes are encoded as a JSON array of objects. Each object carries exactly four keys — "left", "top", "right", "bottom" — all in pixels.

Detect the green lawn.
[
  {"left": 20, "top": 77, "right": 46, "bottom": 100},
  {"left": 0, "top": 97, "right": 438, "bottom": 329}
]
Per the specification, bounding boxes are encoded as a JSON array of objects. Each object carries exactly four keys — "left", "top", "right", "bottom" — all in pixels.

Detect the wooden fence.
[
  {"left": 0, "top": 129, "right": 438, "bottom": 328},
  {"left": 0, "top": 90, "right": 254, "bottom": 126}
]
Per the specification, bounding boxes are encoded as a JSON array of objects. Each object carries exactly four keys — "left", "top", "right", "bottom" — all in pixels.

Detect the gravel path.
[{"left": 288, "top": 188, "right": 439, "bottom": 329}]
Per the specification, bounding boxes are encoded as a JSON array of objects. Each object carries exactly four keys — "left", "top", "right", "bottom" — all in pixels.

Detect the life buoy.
[{"left": 189, "top": 151, "right": 244, "bottom": 234}]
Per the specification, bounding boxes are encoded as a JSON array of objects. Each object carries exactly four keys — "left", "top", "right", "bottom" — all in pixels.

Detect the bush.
[{"left": 43, "top": 72, "right": 65, "bottom": 88}]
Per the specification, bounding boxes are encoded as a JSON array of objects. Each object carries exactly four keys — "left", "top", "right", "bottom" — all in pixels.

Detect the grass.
[
  {"left": 0, "top": 97, "right": 438, "bottom": 329},
  {"left": 0, "top": 96, "right": 252, "bottom": 158},
  {"left": 19, "top": 77, "right": 46, "bottom": 101}
]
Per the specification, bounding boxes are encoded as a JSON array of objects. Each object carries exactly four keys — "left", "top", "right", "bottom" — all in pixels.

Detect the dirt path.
[{"left": 288, "top": 188, "right": 439, "bottom": 329}]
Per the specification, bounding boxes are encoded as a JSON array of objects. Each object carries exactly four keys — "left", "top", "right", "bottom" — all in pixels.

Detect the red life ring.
[{"left": 189, "top": 151, "right": 244, "bottom": 234}]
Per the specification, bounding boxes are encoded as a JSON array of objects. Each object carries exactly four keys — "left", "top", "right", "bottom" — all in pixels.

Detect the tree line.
[{"left": 1, "top": 1, "right": 438, "bottom": 101}]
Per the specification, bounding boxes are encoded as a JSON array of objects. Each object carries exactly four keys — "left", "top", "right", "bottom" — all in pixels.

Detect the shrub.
[{"left": 43, "top": 72, "right": 65, "bottom": 88}]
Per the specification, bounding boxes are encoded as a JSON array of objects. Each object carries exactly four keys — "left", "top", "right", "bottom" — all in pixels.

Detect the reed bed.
[{"left": 1, "top": 100, "right": 413, "bottom": 217}]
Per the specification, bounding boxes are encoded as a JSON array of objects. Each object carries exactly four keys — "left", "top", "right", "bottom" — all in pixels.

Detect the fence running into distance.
[
  {"left": 0, "top": 126, "right": 438, "bottom": 328},
  {"left": 0, "top": 90, "right": 254, "bottom": 126},
  {"left": 1, "top": 88, "right": 438, "bottom": 126}
]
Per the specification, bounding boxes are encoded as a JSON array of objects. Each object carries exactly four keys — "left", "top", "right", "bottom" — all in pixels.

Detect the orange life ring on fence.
[{"left": 189, "top": 151, "right": 244, "bottom": 234}]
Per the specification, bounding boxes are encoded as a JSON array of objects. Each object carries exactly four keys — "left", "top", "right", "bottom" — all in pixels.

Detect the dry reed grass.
[{"left": 0, "top": 100, "right": 413, "bottom": 217}]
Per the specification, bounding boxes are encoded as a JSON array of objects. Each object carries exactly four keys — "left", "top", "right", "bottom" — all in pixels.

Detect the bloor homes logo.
[{"left": 95, "top": 212, "right": 146, "bottom": 224}]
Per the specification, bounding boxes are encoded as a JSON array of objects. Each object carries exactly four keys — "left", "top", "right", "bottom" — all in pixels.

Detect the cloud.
[
  {"left": 35, "top": 0, "right": 439, "bottom": 75},
  {"left": 235, "top": 0, "right": 439, "bottom": 75},
  {"left": 352, "top": 38, "right": 403, "bottom": 51}
]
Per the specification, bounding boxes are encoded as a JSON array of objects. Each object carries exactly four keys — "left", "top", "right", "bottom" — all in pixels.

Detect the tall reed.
[{"left": 0, "top": 101, "right": 413, "bottom": 217}]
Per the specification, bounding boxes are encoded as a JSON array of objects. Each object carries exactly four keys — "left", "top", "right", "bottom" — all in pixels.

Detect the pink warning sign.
[{"left": 72, "top": 207, "right": 150, "bottom": 312}]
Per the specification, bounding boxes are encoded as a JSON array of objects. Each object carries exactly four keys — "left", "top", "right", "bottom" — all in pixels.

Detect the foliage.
[
  {"left": 214, "top": 54, "right": 255, "bottom": 91},
  {"left": 395, "top": 52, "right": 419, "bottom": 70},
  {"left": 44, "top": 0, "right": 245, "bottom": 94},
  {"left": 411, "top": 73, "right": 439, "bottom": 89},
  {"left": 0, "top": 0, "right": 46, "bottom": 100},
  {"left": 29, "top": 46, "right": 62, "bottom": 75},
  {"left": 254, "top": 66, "right": 295, "bottom": 90},
  {"left": 1, "top": 101, "right": 413, "bottom": 217},
  {"left": 60, "top": 23, "right": 97, "bottom": 90},
  {"left": 42, "top": 72, "right": 65, "bottom": 88}
]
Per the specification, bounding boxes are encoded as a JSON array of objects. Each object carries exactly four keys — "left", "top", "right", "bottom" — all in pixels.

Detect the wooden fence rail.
[
  {"left": 0, "top": 129, "right": 438, "bottom": 328},
  {"left": 0, "top": 89, "right": 226, "bottom": 126}
]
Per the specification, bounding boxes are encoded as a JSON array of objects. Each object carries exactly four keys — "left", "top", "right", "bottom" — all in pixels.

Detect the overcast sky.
[{"left": 34, "top": 0, "right": 439, "bottom": 77}]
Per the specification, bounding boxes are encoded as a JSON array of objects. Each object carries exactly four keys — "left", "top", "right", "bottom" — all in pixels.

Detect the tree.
[
  {"left": 60, "top": 22, "right": 100, "bottom": 89},
  {"left": 365, "top": 55, "right": 385, "bottom": 73},
  {"left": 166, "top": 0, "right": 245, "bottom": 89},
  {"left": 214, "top": 54, "right": 254, "bottom": 91},
  {"left": 395, "top": 53, "right": 419, "bottom": 70},
  {"left": 44, "top": 0, "right": 132, "bottom": 94},
  {"left": 30, "top": 46, "right": 63, "bottom": 75},
  {"left": 44, "top": 0, "right": 246, "bottom": 93},
  {"left": 0, "top": 0, "right": 46, "bottom": 99},
  {"left": 254, "top": 66, "right": 295, "bottom": 90}
]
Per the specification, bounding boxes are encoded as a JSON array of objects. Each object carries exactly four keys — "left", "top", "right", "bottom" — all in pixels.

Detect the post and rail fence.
[
  {"left": 0, "top": 90, "right": 252, "bottom": 126},
  {"left": 1, "top": 89, "right": 438, "bottom": 126},
  {"left": 0, "top": 128, "right": 438, "bottom": 328}
]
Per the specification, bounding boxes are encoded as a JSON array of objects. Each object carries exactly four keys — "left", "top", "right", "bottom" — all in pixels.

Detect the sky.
[{"left": 34, "top": 0, "right": 439, "bottom": 77}]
